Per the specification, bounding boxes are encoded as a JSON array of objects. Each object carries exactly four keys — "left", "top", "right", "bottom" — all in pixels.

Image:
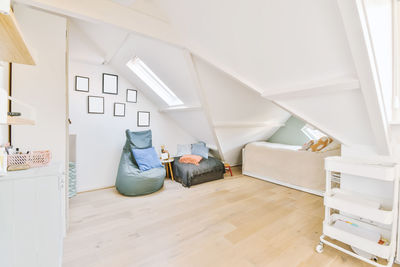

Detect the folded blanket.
[{"left": 179, "top": 154, "right": 202, "bottom": 165}]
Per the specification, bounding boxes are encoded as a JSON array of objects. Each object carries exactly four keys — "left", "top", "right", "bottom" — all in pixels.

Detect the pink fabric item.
[{"left": 179, "top": 155, "right": 203, "bottom": 165}]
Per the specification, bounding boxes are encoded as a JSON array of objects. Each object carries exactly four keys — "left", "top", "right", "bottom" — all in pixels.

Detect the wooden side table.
[
  {"left": 224, "top": 163, "right": 233, "bottom": 176},
  {"left": 161, "top": 158, "right": 174, "bottom": 181}
]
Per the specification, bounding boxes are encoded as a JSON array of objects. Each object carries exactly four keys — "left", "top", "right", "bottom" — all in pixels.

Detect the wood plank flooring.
[{"left": 63, "top": 167, "right": 395, "bottom": 267}]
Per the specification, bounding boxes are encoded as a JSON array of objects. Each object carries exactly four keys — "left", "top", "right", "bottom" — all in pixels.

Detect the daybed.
[
  {"left": 115, "top": 130, "right": 165, "bottom": 196},
  {"left": 242, "top": 142, "right": 340, "bottom": 195},
  {"left": 173, "top": 156, "right": 225, "bottom": 187}
]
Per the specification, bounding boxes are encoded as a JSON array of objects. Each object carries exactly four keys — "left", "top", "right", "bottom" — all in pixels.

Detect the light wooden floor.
[{"left": 63, "top": 167, "right": 394, "bottom": 267}]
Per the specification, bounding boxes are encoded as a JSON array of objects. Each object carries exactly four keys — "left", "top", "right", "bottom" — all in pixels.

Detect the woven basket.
[{"left": 8, "top": 150, "right": 51, "bottom": 169}]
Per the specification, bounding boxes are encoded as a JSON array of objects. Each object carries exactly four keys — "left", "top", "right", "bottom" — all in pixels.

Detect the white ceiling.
[{"left": 110, "top": 0, "right": 170, "bottom": 22}]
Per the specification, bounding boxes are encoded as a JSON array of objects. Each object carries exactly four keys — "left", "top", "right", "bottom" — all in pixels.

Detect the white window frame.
[
  {"left": 301, "top": 125, "right": 326, "bottom": 140},
  {"left": 126, "top": 57, "right": 183, "bottom": 106}
]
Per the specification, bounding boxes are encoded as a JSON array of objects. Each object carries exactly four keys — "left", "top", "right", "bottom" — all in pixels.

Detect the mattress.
[
  {"left": 249, "top": 141, "right": 301, "bottom": 151},
  {"left": 243, "top": 142, "right": 340, "bottom": 194}
]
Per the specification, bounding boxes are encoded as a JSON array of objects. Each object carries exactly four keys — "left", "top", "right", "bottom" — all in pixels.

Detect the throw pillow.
[
  {"left": 176, "top": 144, "right": 192, "bottom": 157},
  {"left": 318, "top": 140, "right": 340, "bottom": 153},
  {"left": 299, "top": 140, "right": 314, "bottom": 151},
  {"left": 191, "top": 142, "right": 209, "bottom": 159},
  {"left": 131, "top": 147, "right": 163, "bottom": 172},
  {"left": 311, "top": 136, "right": 332, "bottom": 152},
  {"left": 179, "top": 155, "right": 203, "bottom": 165}
]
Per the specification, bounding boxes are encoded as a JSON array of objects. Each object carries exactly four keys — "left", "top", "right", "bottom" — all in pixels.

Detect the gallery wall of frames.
[{"left": 75, "top": 73, "right": 150, "bottom": 127}]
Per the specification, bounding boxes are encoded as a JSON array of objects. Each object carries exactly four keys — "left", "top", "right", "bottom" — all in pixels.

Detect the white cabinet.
[{"left": 0, "top": 164, "right": 64, "bottom": 267}]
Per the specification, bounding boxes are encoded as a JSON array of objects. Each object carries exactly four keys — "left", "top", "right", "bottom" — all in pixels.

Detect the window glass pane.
[
  {"left": 127, "top": 57, "right": 183, "bottom": 106},
  {"left": 301, "top": 125, "right": 326, "bottom": 140}
]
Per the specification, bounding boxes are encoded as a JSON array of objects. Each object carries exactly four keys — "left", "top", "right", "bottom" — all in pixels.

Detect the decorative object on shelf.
[
  {"left": 102, "top": 73, "right": 118, "bottom": 95},
  {"left": 126, "top": 89, "right": 137, "bottom": 103},
  {"left": 113, "top": 102, "right": 125, "bottom": 117},
  {"left": 88, "top": 96, "right": 104, "bottom": 114},
  {"left": 75, "top": 76, "right": 89, "bottom": 92},
  {"left": 7, "top": 150, "right": 51, "bottom": 171},
  {"left": 137, "top": 111, "right": 150, "bottom": 127},
  {"left": 160, "top": 145, "right": 170, "bottom": 160},
  {"left": 7, "top": 112, "right": 21, "bottom": 116},
  {"left": 0, "top": 89, "right": 36, "bottom": 125}
]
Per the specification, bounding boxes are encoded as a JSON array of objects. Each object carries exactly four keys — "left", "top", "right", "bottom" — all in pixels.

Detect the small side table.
[
  {"left": 161, "top": 158, "right": 175, "bottom": 181},
  {"left": 224, "top": 163, "right": 233, "bottom": 176}
]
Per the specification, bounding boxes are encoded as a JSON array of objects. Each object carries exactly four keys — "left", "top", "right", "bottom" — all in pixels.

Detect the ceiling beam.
[
  {"left": 337, "top": 0, "right": 391, "bottom": 155},
  {"left": 262, "top": 78, "right": 360, "bottom": 100},
  {"left": 159, "top": 105, "right": 202, "bottom": 113},
  {"left": 183, "top": 49, "right": 225, "bottom": 161},
  {"left": 14, "top": 0, "right": 181, "bottom": 46},
  {"left": 213, "top": 121, "right": 284, "bottom": 129}
]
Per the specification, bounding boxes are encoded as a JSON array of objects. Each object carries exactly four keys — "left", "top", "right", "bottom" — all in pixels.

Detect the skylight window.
[
  {"left": 126, "top": 57, "right": 183, "bottom": 106},
  {"left": 301, "top": 125, "right": 326, "bottom": 140}
]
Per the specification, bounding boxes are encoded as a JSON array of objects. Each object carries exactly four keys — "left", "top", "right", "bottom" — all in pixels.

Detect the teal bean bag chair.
[{"left": 116, "top": 129, "right": 165, "bottom": 196}]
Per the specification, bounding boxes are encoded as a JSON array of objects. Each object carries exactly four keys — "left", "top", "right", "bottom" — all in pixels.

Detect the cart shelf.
[
  {"left": 325, "top": 156, "right": 396, "bottom": 181},
  {"left": 323, "top": 214, "right": 393, "bottom": 259},
  {"left": 324, "top": 188, "right": 394, "bottom": 225}
]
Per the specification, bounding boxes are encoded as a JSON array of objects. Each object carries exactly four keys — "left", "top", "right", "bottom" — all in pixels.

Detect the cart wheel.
[{"left": 316, "top": 243, "right": 324, "bottom": 253}]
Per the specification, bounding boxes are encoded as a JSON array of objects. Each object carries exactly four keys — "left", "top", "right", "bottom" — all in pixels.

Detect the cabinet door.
[
  {"left": 0, "top": 175, "right": 62, "bottom": 267},
  {"left": 14, "top": 178, "right": 37, "bottom": 267},
  {"left": 0, "top": 180, "right": 15, "bottom": 267},
  {"left": 35, "top": 175, "right": 62, "bottom": 267}
]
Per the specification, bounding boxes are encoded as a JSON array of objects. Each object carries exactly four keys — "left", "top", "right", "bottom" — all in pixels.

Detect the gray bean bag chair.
[{"left": 115, "top": 129, "right": 165, "bottom": 196}]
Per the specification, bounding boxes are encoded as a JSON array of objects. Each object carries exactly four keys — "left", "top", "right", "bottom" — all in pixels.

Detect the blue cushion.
[
  {"left": 191, "top": 142, "right": 209, "bottom": 159},
  {"left": 126, "top": 129, "right": 152, "bottom": 149},
  {"left": 176, "top": 144, "right": 192, "bottom": 157},
  {"left": 132, "top": 147, "right": 163, "bottom": 172},
  {"left": 125, "top": 129, "right": 152, "bottom": 165}
]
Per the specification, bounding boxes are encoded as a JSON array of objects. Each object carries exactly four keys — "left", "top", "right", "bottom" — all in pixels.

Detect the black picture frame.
[
  {"left": 88, "top": 96, "right": 104, "bottom": 114},
  {"left": 113, "top": 103, "right": 126, "bottom": 117},
  {"left": 137, "top": 111, "right": 150, "bottom": 127},
  {"left": 75, "top": 76, "right": 89, "bottom": 92},
  {"left": 102, "top": 73, "right": 118, "bottom": 95},
  {"left": 126, "top": 89, "right": 137, "bottom": 103}
]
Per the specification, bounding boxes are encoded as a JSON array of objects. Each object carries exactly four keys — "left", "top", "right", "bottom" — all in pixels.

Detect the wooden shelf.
[
  {"left": 0, "top": 10, "right": 35, "bottom": 65},
  {"left": 1, "top": 116, "right": 35, "bottom": 125}
]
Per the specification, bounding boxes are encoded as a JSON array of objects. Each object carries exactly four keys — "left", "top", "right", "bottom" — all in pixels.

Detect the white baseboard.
[{"left": 243, "top": 170, "right": 324, "bottom": 197}]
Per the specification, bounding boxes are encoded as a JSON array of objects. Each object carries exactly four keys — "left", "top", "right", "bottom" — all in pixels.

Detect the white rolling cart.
[{"left": 316, "top": 156, "right": 399, "bottom": 267}]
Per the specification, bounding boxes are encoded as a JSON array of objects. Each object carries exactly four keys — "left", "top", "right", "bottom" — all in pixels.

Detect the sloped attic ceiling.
[
  {"left": 67, "top": 17, "right": 291, "bottom": 163},
  {"left": 60, "top": 0, "right": 391, "bottom": 157},
  {"left": 110, "top": 0, "right": 170, "bottom": 22},
  {"left": 155, "top": 0, "right": 356, "bottom": 92}
]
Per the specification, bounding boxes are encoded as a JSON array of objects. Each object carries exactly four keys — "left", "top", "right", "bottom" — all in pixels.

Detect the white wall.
[
  {"left": 69, "top": 61, "right": 196, "bottom": 192},
  {"left": 11, "top": 5, "right": 67, "bottom": 169},
  {"left": 0, "top": 62, "right": 9, "bottom": 145}
]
